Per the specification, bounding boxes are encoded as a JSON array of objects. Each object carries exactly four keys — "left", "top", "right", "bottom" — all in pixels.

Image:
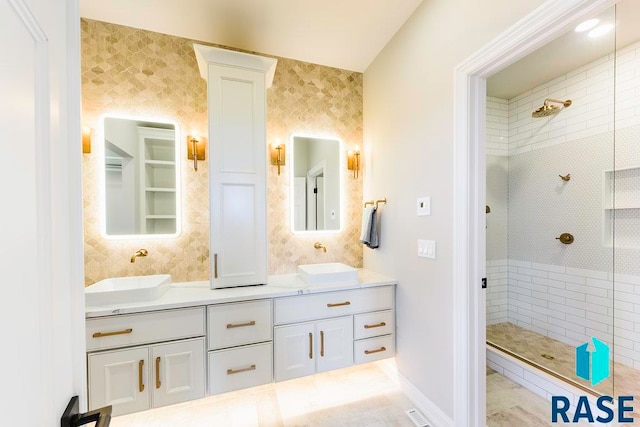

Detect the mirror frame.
[
  {"left": 289, "top": 133, "right": 345, "bottom": 235},
  {"left": 98, "top": 113, "right": 182, "bottom": 239}
]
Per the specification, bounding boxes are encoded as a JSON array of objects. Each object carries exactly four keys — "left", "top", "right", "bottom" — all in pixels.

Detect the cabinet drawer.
[
  {"left": 208, "top": 342, "right": 273, "bottom": 394},
  {"left": 87, "top": 307, "right": 205, "bottom": 351},
  {"left": 354, "top": 335, "right": 395, "bottom": 364},
  {"left": 274, "top": 286, "right": 394, "bottom": 325},
  {"left": 354, "top": 310, "right": 394, "bottom": 340},
  {"left": 207, "top": 300, "right": 272, "bottom": 350}
]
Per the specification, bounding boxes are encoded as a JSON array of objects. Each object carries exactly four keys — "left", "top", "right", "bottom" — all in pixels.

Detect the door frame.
[{"left": 452, "top": 0, "right": 615, "bottom": 425}]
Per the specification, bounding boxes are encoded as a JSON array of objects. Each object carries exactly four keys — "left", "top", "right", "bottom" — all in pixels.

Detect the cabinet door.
[
  {"left": 88, "top": 347, "right": 149, "bottom": 416},
  {"left": 316, "top": 316, "right": 354, "bottom": 373},
  {"left": 151, "top": 338, "right": 205, "bottom": 408},
  {"left": 209, "top": 66, "right": 267, "bottom": 288},
  {"left": 274, "top": 323, "right": 315, "bottom": 381}
]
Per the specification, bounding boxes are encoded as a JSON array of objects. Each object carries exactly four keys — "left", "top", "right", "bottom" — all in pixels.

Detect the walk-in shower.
[{"left": 485, "top": 0, "right": 640, "bottom": 418}]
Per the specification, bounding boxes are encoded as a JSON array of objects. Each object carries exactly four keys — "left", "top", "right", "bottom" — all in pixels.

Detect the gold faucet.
[
  {"left": 131, "top": 248, "right": 148, "bottom": 263},
  {"left": 314, "top": 242, "right": 327, "bottom": 253}
]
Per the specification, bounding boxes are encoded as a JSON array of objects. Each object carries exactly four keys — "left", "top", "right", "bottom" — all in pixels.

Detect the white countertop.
[{"left": 85, "top": 269, "right": 396, "bottom": 318}]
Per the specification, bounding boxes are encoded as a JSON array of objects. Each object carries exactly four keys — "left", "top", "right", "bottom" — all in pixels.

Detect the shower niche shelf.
[{"left": 602, "top": 166, "right": 640, "bottom": 248}]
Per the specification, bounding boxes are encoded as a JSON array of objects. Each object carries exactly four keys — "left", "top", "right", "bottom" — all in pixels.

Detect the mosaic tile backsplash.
[{"left": 82, "top": 19, "right": 363, "bottom": 285}]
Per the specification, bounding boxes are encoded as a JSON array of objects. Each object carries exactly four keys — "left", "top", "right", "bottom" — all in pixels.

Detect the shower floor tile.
[{"left": 487, "top": 322, "right": 640, "bottom": 404}]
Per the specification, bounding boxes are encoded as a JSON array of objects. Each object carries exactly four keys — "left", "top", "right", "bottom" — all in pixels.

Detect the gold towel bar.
[{"left": 364, "top": 198, "right": 387, "bottom": 209}]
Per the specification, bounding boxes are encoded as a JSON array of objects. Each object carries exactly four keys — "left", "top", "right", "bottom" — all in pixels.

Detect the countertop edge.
[{"left": 85, "top": 269, "right": 396, "bottom": 318}]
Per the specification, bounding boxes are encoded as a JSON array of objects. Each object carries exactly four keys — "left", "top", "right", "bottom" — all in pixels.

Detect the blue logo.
[{"left": 575, "top": 337, "right": 609, "bottom": 386}]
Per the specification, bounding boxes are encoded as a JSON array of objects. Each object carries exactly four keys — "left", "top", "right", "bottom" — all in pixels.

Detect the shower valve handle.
[{"left": 555, "top": 233, "right": 574, "bottom": 244}]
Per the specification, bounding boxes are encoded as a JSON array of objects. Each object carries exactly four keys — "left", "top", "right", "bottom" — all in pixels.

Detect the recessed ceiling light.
[
  {"left": 575, "top": 19, "right": 600, "bottom": 32},
  {"left": 588, "top": 23, "right": 614, "bottom": 38}
]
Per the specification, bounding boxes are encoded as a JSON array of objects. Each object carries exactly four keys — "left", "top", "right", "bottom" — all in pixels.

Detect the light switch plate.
[
  {"left": 417, "top": 197, "right": 431, "bottom": 216},
  {"left": 417, "top": 239, "right": 436, "bottom": 259}
]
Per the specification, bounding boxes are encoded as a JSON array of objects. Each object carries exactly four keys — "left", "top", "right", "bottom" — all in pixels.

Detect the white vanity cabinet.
[
  {"left": 274, "top": 316, "right": 353, "bottom": 381},
  {"left": 273, "top": 286, "right": 395, "bottom": 382},
  {"left": 207, "top": 299, "right": 273, "bottom": 394},
  {"left": 86, "top": 307, "right": 206, "bottom": 416},
  {"left": 194, "top": 45, "right": 278, "bottom": 289}
]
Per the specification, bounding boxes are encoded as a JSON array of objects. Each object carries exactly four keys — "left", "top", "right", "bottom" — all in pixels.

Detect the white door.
[
  {"left": 316, "top": 317, "right": 353, "bottom": 373},
  {"left": 152, "top": 338, "right": 205, "bottom": 408},
  {"left": 274, "top": 323, "right": 315, "bottom": 381},
  {"left": 88, "top": 347, "right": 150, "bottom": 416},
  {"left": 1, "top": 0, "right": 84, "bottom": 424}
]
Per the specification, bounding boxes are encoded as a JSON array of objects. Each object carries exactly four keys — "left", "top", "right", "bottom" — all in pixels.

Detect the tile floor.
[
  {"left": 486, "top": 367, "right": 591, "bottom": 426},
  {"left": 105, "top": 353, "right": 607, "bottom": 427},
  {"left": 109, "top": 360, "right": 416, "bottom": 427},
  {"left": 487, "top": 322, "right": 640, "bottom": 403}
]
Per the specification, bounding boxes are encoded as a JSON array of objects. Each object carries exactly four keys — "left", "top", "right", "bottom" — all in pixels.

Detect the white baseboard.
[{"left": 377, "top": 359, "right": 454, "bottom": 427}]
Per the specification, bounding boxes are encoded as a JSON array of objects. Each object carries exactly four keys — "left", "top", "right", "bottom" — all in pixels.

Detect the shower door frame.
[{"left": 452, "top": 0, "right": 616, "bottom": 425}]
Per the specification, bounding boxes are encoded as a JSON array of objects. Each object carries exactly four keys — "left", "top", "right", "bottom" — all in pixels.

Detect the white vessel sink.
[
  {"left": 85, "top": 274, "right": 171, "bottom": 306},
  {"left": 297, "top": 263, "right": 358, "bottom": 287}
]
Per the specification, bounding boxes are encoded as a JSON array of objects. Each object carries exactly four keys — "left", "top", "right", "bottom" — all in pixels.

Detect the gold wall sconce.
[
  {"left": 270, "top": 140, "right": 286, "bottom": 175},
  {"left": 347, "top": 145, "right": 360, "bottom": 179},
  {"left": 82, "top": 126, "right": 92, "bottom": 154},
  {"left": 187, "top": 134, "right": 206, "bottom": 171}
]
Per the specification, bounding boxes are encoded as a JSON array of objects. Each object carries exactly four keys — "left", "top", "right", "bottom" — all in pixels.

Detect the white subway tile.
[
  {"left": 548, "top": 272, "right": 586, "bottom": 285},
  {"left": 530, "top": 263, "right": 565, "bottom": 273},
  {"left": 532, "top": 276, "right": 565, "bottom": 290}
]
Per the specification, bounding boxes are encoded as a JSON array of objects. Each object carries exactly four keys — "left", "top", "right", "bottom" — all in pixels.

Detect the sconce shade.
[
  {"left": 82, "top": 126, "right": 92, "bottom": 154},
  {"left": 270, "top": 143, "right": 286, "bottom": 175},
  {"left": 187, "top": 135, "right": 206, "bottom": 161},
  {"left": 347, "top": 147, "right": 360, "bottom": 179}
]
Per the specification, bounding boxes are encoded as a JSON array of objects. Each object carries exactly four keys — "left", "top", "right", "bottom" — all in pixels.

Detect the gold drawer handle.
[
  {"left": 155, "top": 357, "right": 161, "bottom": 389},
  {"left": 320, "top": 330, "right": 325, "bottom": 357},
  {"left": 327, "top": 301, "right": 351, "bottom": 308},
  {"left": 92, "top": 328, "right": 133, "bottom": 338},
  {"left": 364, "top": 346, "right": 387, "bottom": 355},
  {"left": 309, "top": 332, "right": 313, "bottom": 359},
  {"left": 138, "top": 359, "right": 145, "bottom": 392},
  {"left": 364, "top": 322, "right": 387, "bottom": 329},
  {"left": 226, "top": 320, "right": 256, "bottom": 329},
  {"left": 227, "top": 364, "right": 256, "bottom": 375}
]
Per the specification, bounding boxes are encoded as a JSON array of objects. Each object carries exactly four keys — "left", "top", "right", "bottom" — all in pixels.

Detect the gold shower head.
[{"left": 532, "top": 98, "right": 572, "bottom": 118}]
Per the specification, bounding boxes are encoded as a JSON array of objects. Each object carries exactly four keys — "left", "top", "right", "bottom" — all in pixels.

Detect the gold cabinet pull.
[
  {"left": 364, "top": 346, "right": 387, "bottom": 355},
  {"left": 227, "top": 364, "right": 256, "bottom": 375},
  {"left": 327, "top": 301, "right": 351, "bottom": 308},
  {"left": 320, "top": 330, "right": 325, "bottom": 357},
  {"left": 364, "top": 322, "right": 386, "bottom": 329},
  {"left": 226, "top": 320, "right": 256, "bottom": 329},
  {"left": 138, "top": 359, "right": 145, "bottom": 392},
  {"left": 309, "top": 332, "right": 313, "bottom": 359},
  {"left": 214, "top": 253, "right": 218, "bottom": 278},
  {"left": 155, "top": 357, "right": 161, "bottom": 389},
  {"left": 92, "top": 328, "right": 133, "bottom": 338}
]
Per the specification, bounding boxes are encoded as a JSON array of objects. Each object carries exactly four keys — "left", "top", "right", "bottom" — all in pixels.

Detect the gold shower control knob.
[{"left": 555, "top": 233, "right": 574, "bottom": 244}]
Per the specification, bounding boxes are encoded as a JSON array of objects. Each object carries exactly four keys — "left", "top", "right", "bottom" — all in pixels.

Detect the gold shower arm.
[{"left": 545, "top": 98, "right": 572, "bottom": 108}]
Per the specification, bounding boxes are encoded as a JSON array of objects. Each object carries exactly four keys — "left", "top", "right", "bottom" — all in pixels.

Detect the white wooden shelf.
[{"left": 145, "top": 187, "right": 176, "bottom": 192}]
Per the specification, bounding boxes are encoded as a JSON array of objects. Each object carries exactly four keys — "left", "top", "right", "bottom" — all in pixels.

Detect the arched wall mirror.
[
  {"left": 290, "top": 134, "right": 343, "bottom": 234},
  {"left": 100, "top": 114, "right": 181, "bottom": 238}
]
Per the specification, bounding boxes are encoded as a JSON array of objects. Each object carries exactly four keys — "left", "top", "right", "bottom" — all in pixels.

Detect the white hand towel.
[{"left": 360, "top": 206, "right": 379, "bottom": 249}]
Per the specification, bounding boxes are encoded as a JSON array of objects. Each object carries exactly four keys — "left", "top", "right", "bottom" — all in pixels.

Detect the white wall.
[{"left": 363, "top": 0, "right": 547, "bottom": 418}]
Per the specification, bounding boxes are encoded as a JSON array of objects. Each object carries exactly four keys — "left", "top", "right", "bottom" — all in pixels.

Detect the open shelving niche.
[
  {"left": 138, "top": 126, "right": 177, "bottom": 234},
  {"left": 602, "top": 165, "right": 640, "bottom": 248}
]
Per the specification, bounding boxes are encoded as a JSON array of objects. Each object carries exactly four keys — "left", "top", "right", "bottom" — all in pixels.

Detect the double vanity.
[
  {"left": 85, "top": 267, "right": 396, "bottom": 416},
  {"left": 85, "top": 45, "right": 391, "bottom": 417}
]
